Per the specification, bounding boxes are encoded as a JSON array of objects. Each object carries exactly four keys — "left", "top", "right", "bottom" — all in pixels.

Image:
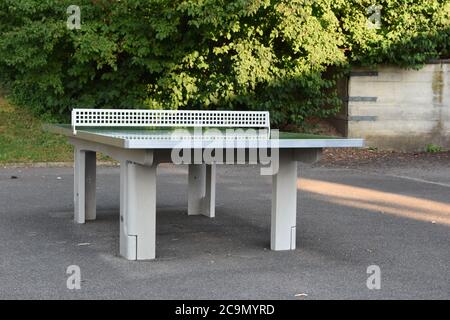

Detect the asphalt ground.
[{"left": 0, "top": 158, "right": 449, "bottom": 299}]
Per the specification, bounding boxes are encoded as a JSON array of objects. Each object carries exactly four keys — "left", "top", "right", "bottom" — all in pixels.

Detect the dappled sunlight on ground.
[{"left": 298, "top": 178, "right": 450, "bottom": 226}]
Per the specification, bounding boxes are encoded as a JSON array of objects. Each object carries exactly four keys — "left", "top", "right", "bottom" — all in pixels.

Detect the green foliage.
[
  {"left": 0, "top": 0, "right": 150, "bottom": 120},
  {"left": 0, "top": 0, "right": 449, "bottom": 126},
  {"left": 143, "top": 0, "right": 347, "bottom": 126},
  {"left": 426, "top": 144, "right": 443, "bottom": 153},
  {"left": 339, "top": 0, "right": 450, "bottom": 68}
]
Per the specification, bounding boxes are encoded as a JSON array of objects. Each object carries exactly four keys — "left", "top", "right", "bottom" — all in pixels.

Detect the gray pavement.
[{"left": 0, "top": 161, "right": 449, "bottom": 299}]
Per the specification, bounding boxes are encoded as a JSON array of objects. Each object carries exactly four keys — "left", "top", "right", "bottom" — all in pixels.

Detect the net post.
[
  {"left": 265, "top": 111, "right": 271, "bottom": 139},
  {"left": 72, "top": 109, "right": 77, "bottom": 135}
]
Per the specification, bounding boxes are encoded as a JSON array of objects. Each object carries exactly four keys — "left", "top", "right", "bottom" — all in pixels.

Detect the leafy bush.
[
  {"left": 142, "top": 0, "right": 348, "bottom": 126},
  {"left": 426, "top": 144, "right": 443, "bottom": 153},
  {"left": 340, "top": 0, "right": 450, "bottom": 68},
  {"left": 0, "top": 0, "right": 449, "bottom": 126},
  {"left": 0, "top": 0, "right": 150, "bottom": 120}
]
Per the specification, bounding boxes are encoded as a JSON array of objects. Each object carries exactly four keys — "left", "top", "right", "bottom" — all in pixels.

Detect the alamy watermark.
[
  {"left": 170, "top": 128, "right": 279, "bottom": 175},
  {"left": 367, "top": 4, "right": 382, "bottom": 30},
  {"left": 66, "top": 4, "right": 381, "bottom": 31},
  {"left": 366, "top": 265, "right": 381, "bottom": 290},
  {"left": 66, "top": 265, "right": 81, "bottom": 290},
  {"left": 67, "top": 5, "right": 81, "bottom": 30}
]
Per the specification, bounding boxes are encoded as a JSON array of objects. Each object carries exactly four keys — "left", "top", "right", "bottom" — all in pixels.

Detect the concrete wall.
[{"left": 340, "top": 61, "right": 450, "bottom": 151}]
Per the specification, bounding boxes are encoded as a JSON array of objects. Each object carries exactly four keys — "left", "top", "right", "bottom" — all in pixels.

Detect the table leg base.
[
  {"left": 188, "top": 164, "right": 216, "bottom": 218},
  {"left": 119, "top": 161, "right": 157, "bottom": 260},
  {"left": 271, "top": 150, "right": 298, "bottom": 251}
]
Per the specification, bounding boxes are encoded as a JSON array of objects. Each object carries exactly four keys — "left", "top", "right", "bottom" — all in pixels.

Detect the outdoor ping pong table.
[{"left": 46, "top": 109, "right": 364, "bottom": 260}]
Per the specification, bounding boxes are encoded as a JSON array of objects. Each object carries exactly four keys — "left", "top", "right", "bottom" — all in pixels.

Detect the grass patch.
[
  {"left": 0, "top": 95, "right": 73, "bottom": 164},
  {"left": 425, "top": 144, "right": 443, "bottom": 153}
]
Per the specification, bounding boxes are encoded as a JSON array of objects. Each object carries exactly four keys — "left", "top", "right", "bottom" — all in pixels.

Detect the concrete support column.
[
  {"left": 119, "top": 161, "right": 157, "bottom": 260},
  {"left": 188, "top": 164, "right": 216, "bottom": 218},
  {"left": 271, "top": 149, "right": 297, "bottom": 250},
  {"left": 74, "top": 147, "right": 96, "bottom": 224}
]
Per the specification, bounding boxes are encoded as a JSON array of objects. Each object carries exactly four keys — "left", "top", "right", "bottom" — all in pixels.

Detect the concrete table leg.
[
  {"left": 204, "top": 164, "right": 216, "bottom": 218},
  {"left": 74, "top": 147, "right": 96, "bottom": 224},
  {"left": 271, "top": 149, "right": 297, "bottom": 251},
  {"left": 119, "top": 161, "right": 157, "bottom": 260},
  {"left": 188, "top": 164, "right": 216, "bottom": 218}
]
